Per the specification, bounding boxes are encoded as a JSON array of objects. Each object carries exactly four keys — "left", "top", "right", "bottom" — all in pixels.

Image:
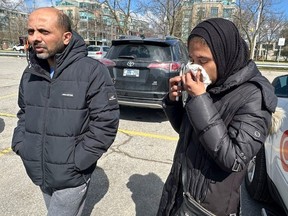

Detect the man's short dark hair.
[{"left": 58, "top": 12, "right": 72, "bottom": 32}]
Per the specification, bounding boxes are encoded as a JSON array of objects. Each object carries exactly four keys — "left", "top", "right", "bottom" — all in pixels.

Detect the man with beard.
[
  {"left": 12, "top": 7, "right": 119, "bottom": 216},
  {"left": 157, "top": 18, "right": 278, "bottom": 216}
]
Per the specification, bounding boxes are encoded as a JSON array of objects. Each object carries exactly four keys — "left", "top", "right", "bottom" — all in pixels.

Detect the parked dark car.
[{"left": 99, "top": 36, "right": 189, "bottom": 108}]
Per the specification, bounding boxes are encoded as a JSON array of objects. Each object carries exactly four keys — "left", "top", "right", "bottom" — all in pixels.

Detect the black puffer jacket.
[
  {"left": 12, "top": 32, "right": 119, "bottom": 189},
  {"left": 157, "top": 61, "right": 277, "bottom": 216}
]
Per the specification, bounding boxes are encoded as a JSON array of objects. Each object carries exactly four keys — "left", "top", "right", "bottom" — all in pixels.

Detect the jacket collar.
[
  {"left": 27, "top": 31, "right": 87, "bottom": 79},
  {"left": 208, "top": 61, "right": 277, "bottom": 113}
]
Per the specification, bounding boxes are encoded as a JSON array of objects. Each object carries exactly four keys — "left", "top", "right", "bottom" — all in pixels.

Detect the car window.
[
  {"left": 88, "top": 46, "right": 100, "bottom": 52},
  {"left": 103, "top": 47, "right": 110, "bottom": 52},
  {"left": 179, "top": 42, "right": 189, "bottom": 61},
  {"left": 172, "top": 44, "right": 181, "bottom": 61},
  {"left": 107, "top": 44, "right": 171, "bottom": 61},
  {"left": 272, "top": 75, "right": 288, "bottom": 97}
]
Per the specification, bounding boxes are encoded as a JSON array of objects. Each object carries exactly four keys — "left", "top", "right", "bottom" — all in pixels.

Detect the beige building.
[
  {"left": 180, "top": 0, "right": 237, "bottom": 40},
  {"left": 56, "top": 0, "right": 105, "bottom": 45},
  {"left": 56, "top": 0, "right": 151, "bottom": 45}
]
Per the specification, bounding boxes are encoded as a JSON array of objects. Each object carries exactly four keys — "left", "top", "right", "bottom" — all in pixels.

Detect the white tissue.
[{"left": 185, "top": 62, "right": 211, "bottom": 88}]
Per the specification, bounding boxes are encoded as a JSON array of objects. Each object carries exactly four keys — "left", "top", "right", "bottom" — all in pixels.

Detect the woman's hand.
[
  {"left": 182, "top": 70, "right": 206, "bottom": 96},
  {"left": 168, "top": 76, "right": 183, "bottom": 101}
]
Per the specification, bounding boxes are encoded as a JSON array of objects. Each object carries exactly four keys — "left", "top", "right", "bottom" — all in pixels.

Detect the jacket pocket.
[
  {"left": 13, "top": 142, "right": 23, "bottom": 156},
  {"left": 45, "top": 162, "right": 85, "bottom": 189},
  {"left": 175, "top": 192, "right": 216, "bottom": 216}
]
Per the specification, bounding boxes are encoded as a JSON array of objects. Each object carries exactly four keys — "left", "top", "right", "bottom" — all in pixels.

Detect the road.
[{"left": 0, "top": 56, "right": 286, "bottom": 216}]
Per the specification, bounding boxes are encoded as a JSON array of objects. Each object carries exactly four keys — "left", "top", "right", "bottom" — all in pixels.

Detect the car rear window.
[
  {"left": 88, "top": 46, "right": 100, "bottom": 51},
  {"left": 103, "top": 47, "right": 110, "bottom": 52},
  {"left": 107, "top": 44, "right": 172, "bottom": 61}
]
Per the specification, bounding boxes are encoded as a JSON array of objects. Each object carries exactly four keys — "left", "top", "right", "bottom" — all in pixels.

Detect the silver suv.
[{"left": 87, "top": 45, "right": 109, "bottom": 59}]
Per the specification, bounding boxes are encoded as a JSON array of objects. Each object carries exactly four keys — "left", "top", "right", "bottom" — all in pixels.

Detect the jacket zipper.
[{"left": 41, "top": 83, "right": 51, "bottom": 187}]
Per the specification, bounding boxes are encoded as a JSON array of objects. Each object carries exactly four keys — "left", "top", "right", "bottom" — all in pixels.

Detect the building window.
[
  {"left": 197, "top": 7, "right": 206, "bottom": 20},
  {"left": 67, "top": 9, "right": 73, "bottom": 17},
  {"left": 210, "top": 7, "right": 218, "bottom": 17},
  {"left": 223, "top": 8, "right": 233, "bottom": 18}
]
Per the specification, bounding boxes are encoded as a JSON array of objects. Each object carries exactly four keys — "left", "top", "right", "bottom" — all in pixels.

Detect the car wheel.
[{"left": 245, "top": 146, "right": 273, "bottom": 203}]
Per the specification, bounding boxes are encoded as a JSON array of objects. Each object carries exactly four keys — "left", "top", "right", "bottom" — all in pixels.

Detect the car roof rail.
[
  {"left": 118, "top": 35, "right": 143, "bottom": 40},
  {"left": 165, "top": 35, "right": 182, "bottom": 41}
]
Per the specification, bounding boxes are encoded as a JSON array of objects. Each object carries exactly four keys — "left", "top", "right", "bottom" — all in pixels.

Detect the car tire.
[{"left": 245, "top": 146, "right": 273, "bottom": 203}]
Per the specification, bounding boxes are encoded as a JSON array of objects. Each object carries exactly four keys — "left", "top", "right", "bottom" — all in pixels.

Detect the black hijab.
[{"left": 188, "top": 18, "right": 250, "bottom": 87}]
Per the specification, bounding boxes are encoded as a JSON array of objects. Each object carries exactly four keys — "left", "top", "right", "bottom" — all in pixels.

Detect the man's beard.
[
  {"left": 35, "top": 42, "right": 65, "bottom": 60},
  {"left": 36, "top": 52, "right": 53, "bottom": 59}
]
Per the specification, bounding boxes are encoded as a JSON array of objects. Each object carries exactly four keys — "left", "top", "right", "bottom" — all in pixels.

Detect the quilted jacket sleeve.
[
  {"left": 185, "top": 90, "right": 272, "bottom": 173},
  {"left": 11, "top": 72, "right": 27, "bottom": 155},
  {"left": 74, "top": 63, "right": 120, "bottom": 171},
  {"left": 162, "top": 95, "right": 185, "bottom": 134}
]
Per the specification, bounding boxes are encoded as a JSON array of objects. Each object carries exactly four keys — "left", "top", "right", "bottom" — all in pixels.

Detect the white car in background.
[
  {"left": 87, "top": 45, "right": 110, "bottom": 59},
  {"left": 245, "top": 74, "right": 288, "bottom": 216},
  {"left": 12, "top": 44, "right": 25, "bottom": 53}
]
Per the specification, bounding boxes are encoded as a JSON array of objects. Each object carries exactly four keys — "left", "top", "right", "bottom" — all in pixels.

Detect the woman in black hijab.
[{"left": 157, "top": 18, "right": 277, "bottom": 216}]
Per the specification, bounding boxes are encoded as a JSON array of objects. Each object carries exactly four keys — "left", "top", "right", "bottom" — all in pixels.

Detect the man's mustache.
[{"left": 32, "top": 42, "right": 47, "bottom": 49}]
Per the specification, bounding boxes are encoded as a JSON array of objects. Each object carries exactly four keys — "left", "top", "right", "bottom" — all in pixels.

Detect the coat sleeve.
[
  {"left": 11, "top": 73, "right": 26, "bottom": 155},
  {"left": 185, "top": 90, "right": 272, "bottom": 173},
  {"left": 74, "top": 63, "right": 120, "bottom": 171},
  {"left": 162, "top": 95, "right": 185, "bottom": 134}
]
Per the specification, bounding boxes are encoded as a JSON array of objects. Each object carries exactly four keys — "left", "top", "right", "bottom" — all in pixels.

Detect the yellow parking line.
[
  {"left": 118, "top": 129, "right": 178, "bottom": 141},
  {"left": 0, "top": 113, "right": 16, "bottom": 118},
  {"left": 0, "top": 93, "right": 17, "bottom": 100},
  {"left": 0, "top": 147, "right": 12, "bottom": 157},
  {"left": 0, "top": 114, "right": 178, "bottom": 141},
  {"left": 0, "top": 119, "right": 177, "bottom": 158}
]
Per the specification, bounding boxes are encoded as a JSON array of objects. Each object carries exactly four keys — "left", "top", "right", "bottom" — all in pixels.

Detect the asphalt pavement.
[{"left": 0, "top": 56, "right": 286, "bottom": 216}]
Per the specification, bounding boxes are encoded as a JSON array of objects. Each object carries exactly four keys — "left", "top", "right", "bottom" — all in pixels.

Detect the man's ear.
[{"left": 63, "top": 32, "right": 72, "bottom": 45}]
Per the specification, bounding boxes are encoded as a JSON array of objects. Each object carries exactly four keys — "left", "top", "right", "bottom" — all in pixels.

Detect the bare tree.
[
  {"left": 137, "top": 0, "right": 183, "bottom": 37},
  {"left": 101, "top": 0, "right": 132, "bottom": 35},
  {"left": 65, "top": 9, "right": 81, "bottom": 32},
  {"left": 234, "top": 0, "right": 286, "bottom": 59},
  {"left": 0, "top": 0, "right": 23, "bottom": 8},
  {"left": 278, "top": 23, "right": 288, "bottom": 60},
  {"left": 258, "top": 12, "right": 286, "bottom": 60},
  {"left": 0, "top": 0, "right": 28, "bottom": 49}
]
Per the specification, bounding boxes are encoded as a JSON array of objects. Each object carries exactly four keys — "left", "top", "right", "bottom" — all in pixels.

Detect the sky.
[
  {"left": 24, "top": 0, "right": 288, "bottom": 18},
  {"left": 24, "top": 0, "right": 55, "bottom": 8},
  {"left": 272, "top": 0, "right": 288, "bottom": 18}
]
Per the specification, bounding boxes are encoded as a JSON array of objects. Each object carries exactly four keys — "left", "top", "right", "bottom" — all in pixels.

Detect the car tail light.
[
  {"left": 96, "top": 51, "right": 103, "bottom": 55},
  {"left": 148, "top": 62, "right": 181, "bottom": 72},
  {"left": 98, "top": 58, "right": 116, "bottom": 67}
]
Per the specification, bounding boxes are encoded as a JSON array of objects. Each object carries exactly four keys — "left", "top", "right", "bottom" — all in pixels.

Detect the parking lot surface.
[{"left": 0, "top": 56, "right": 286, "bottom": 216}]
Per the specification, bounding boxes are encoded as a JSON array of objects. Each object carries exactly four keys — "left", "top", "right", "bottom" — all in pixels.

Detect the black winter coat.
[
  {"left": 12, "top": 32, "right": 119, "bottom": 189},
  {"left": 157, "top": 61, "right": 277, "bottom": 216}
]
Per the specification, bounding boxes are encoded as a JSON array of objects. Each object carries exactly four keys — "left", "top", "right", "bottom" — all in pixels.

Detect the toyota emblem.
[{"left": 127, "top": 61, "right": 134, "bottom": 67}]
